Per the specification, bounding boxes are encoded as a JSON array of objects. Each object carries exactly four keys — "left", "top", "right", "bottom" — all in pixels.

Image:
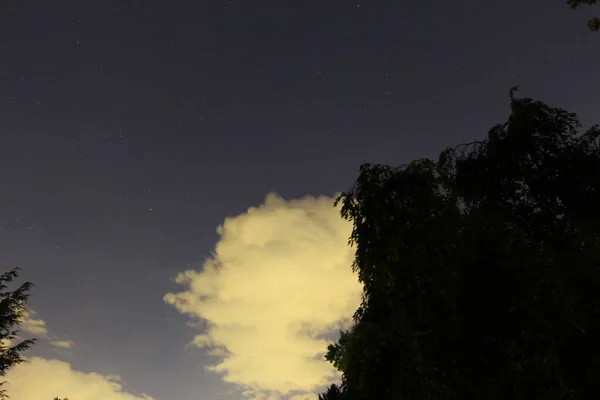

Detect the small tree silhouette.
[{"left": 0, "top": 268, "right": 36, "bottom": 399}]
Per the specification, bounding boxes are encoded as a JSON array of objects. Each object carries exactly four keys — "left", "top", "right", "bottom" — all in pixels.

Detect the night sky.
[{"left": 1, "top": 1, "right": 599, "bottom": 399}]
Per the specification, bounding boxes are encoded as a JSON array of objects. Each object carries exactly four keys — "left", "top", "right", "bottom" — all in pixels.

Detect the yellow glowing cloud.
[
  {"left": 165, "top": 193, "right": 361, "bottom": 400},
  {"left": 51, "top": 340, "right": 75, "bottom": 349},
  {"left": 3, "top": 310, "right": 50, "bottom": 350},
  {"left": 5, "top": 357, "right": 155, "bottom": 400},
  {"left": 15, "top": 310, "right": 75, "bottom": 351},
  {"left": 20, "top": 310, "right": 48, "bottom": 335}
]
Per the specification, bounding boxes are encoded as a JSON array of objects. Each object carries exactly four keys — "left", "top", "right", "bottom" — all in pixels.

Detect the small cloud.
[
  {"left": 50, "top": 340, "right": 75, "bottom": 349},
  {"left": 19, "top": 310, "right": 48, "bottom": 335},
  {"left": 16, "top": 310, "right": 75, "bottom": 349},
  {"left": 165, "top": 193, "right": 362, "bottom": 400}
]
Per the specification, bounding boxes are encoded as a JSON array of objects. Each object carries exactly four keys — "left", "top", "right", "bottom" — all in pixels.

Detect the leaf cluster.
[{"left": 568, "top": 0, "right": 600, "bottom": 30}]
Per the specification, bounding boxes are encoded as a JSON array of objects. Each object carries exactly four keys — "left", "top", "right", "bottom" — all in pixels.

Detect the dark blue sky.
[{"left": 1, "top": 1, "right": 598, "bottom": 399}]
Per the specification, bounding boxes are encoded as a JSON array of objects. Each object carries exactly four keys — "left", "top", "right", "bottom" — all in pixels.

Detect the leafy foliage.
[
  {"left": 0, "top": 269, "right": 36, "bottom": 399},
  {"left": 568, "top": 0, "right": 600, "bottom": 30},
  {"left": 321, "top": 88, "right": 600, "bottom": 399}
]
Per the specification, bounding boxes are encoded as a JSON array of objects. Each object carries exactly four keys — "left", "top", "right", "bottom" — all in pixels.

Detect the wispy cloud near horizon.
[
  {"left": 19, "top": 310, "right": 48, "bottom": 336},
  {"left": 5, "top": 357, "right": 155, "bottom": 400},
  {"left": 3, "top": 297, "right": 149, "bottom": 399},
  {"left": 50, "top": 339, "right": 75, "bottom": 349},
  {"left": 16, "top": 310, "right": 75, "bottom": 351},
  {"left": 165, "top": 193, "right": 361, "bottom": 400}
]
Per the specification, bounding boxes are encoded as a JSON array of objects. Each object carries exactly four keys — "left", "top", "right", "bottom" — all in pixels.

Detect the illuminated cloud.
[
  {"left": 51, "top": 340, "right": 75, "bottom": 349},
  {"left": 15, "top": 310, "right": 75, "bottom": 350},
  {"left": 19, "top": 310, "right": 48, "bottom": 335},
  {"left": 3, "top": 310, "right": 50, "bottom": 349},
  {"left": 5, "top": 357, "right": 155, "bottom": 400},
  {"left": 165, "top": 193, "right": 362, "bottom": 400}
]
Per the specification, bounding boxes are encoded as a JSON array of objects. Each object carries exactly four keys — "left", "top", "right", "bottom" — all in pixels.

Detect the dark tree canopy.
[
  {"left": 0, "top": 269, "right": 36, "bottom": 399},
  {"left": 321, "top": 88, "right": 600, "bottom": 399},
  {"left": 568, "top": 0, "right": 600, "bottom": 30}
]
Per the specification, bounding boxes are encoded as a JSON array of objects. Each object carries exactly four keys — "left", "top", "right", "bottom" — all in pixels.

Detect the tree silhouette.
[
  {"left": 568, "top": 0, "right": 600, "bottom": 30},
  {"left": 323, "top": 88, "right": 600, "bottom": 399},
  {"left": 318, "top": 383, "right": 344, "bottom": 400},
  {"left": 0, "top": 269, "right": 36, "bottom": 399}
]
